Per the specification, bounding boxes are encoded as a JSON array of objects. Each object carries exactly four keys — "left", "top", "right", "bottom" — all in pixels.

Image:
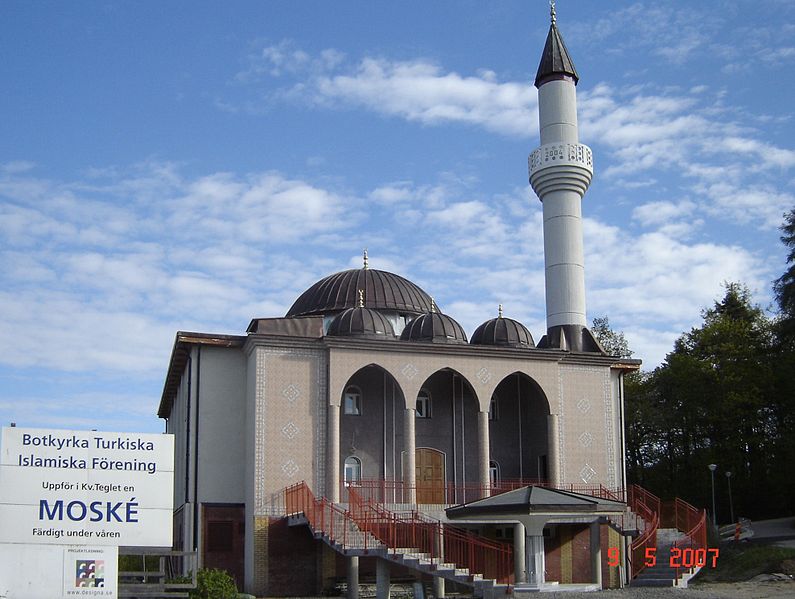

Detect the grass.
[{"left": 691, "top": 543, "right": 795, "bottom": 583}]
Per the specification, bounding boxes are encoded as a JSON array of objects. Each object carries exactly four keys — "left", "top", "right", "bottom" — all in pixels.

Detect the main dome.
[{"left": 286, "top": 267, "right": 434, "bottom": 318}]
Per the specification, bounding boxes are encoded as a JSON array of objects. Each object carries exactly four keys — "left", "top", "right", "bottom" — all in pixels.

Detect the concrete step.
[{"left": 631, "top": 578, "right": 676, "bottom": 587}]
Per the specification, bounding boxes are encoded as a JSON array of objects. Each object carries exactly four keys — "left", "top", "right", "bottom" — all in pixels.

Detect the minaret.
[{"left": 531, "top": 3, "right": 602, "bottom": 352}]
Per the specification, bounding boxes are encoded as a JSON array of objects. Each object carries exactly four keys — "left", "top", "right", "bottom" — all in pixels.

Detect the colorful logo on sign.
[{"left": 75, "top": 559, "right": 105, "bottom": 587}]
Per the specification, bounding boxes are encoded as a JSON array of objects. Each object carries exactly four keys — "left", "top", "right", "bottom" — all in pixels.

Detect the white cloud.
[
  {"left": 313, "top": 57, "right": 537, "bottom": 136},
  {"left": 585, "top": 220, "right": 767, "bottom": 329},
  {"left": 228, "top": 43, "right": 794, "bottom": 234},
  {"left": 632, "top": 200, "right": 696, "bottom": 228},
  {"left": 1, "top": 160, "right": 36, "bottom": 174},
  {"left": 232, "top": 42, "right": 538, "bottom": 137}
]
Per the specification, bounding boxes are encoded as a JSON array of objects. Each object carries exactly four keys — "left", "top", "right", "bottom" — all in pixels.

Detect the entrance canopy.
[{"left": 446, "top": 486, "right": 629, "bottom": 535}]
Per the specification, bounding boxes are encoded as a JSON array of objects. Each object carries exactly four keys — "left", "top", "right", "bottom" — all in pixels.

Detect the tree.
[
  {"left": 774, "top": 207, "right": 795, "bottom": 342},
  {"left": 592, "top": 316, "right": 633, "bottom": 357},
  {"left": 635, "top": 284, "right": 788, "bottom": 519}
]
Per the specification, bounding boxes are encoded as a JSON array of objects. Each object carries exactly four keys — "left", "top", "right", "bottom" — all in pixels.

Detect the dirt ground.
[{"left": 538, "top": 579, "right": 795, "bottom": 598}]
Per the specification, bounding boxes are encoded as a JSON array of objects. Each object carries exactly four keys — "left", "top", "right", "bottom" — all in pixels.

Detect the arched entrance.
[
  {"left": 413, "top": 368, "right": 480, "bottom": 503},
  {"left": 338, "top": 364, "right": 405, "bottom": 500},
  {"left": 489, "top": 372, "right": 551, "bottom": 485}
]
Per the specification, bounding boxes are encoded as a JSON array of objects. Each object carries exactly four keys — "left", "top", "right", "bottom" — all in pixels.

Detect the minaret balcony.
[{"left": 529, "top": 142, "right": 593, "bottom": 197}]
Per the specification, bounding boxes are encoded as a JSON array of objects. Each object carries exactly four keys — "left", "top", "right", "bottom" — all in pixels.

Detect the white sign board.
[
  {"left": 0, "top": 427, "right": 174, "bottom": 547},
  {"left": 0, "top": 544, "right": 118, "bottom": 599}
]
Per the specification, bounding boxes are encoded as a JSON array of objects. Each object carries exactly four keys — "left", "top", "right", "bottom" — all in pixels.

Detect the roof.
[
  {"left": 286, "top": 267, "right": 434, "bottom": 317},
  {"left": 534, "top": 21, "right": 579, "bottom": 88},
  {"left": 400, "top": 311, "right": 468, "bottom": 344},
  {"left": 446, "top": 486, "right": 627, "bottom": 518},
  {"left": 471, "top": 314, "right": 535, "bottom": 348},
  {"left": 157, "top": 331, "right": 245, "bottom": 418},
  {"left": 327, "top": 306, "right": 397, "bottom": 339}
]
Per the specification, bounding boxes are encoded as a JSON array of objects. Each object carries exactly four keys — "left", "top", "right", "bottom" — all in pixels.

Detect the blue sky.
[{"left": 1, "top": 1, "right": 793, "bottom": 434}]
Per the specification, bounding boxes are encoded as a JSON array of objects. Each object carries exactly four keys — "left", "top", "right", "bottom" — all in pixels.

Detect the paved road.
[{"left": 749, "top": 517, "right": 795, "bottom": 549}]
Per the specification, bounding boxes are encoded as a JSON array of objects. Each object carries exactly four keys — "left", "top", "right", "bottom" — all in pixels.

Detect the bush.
[{"left": 189, "top": 568, "right": 238, "bottom": 599}]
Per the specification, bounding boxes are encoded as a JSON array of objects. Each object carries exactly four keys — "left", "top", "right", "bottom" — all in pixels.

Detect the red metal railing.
[
  {"left": 291, "top": 479, "right": 706, "bottom": 584},
  {"left": 668, "top": 498, "right": 707, "bottom": 581},
  {"left": 287, "top": 481, "right": 513, "bottom": 584},
  {"left": 349, "top": 478, "right": 626, "bottom": 505},
  {"left": 347, "top": 486, "right": 514, "bottom": 584},
  {"left": 627, "top": 484, "right": 661, "bottom": 579},
  {"left": 285, "top": 481, "right": 377, "bottom": 551}
]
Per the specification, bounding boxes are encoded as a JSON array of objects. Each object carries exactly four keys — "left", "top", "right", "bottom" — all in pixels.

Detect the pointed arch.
[
  {"left": 336, "top": 364, "right": 406, "bottom": 499},
  {"left": 489, "top": 371, "right": 551, "bottom": 485},
  {"left": 410, "top": 367, "right": 485, "bottom": 501}
]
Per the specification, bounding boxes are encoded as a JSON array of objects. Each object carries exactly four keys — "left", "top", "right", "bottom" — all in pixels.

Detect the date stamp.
[{"left": 607, "top": 547, "right": 720, "bottom": 568}]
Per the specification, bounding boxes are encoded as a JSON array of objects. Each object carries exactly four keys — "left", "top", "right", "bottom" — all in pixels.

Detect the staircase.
[
  {"left": 284, "top": 482, "right": 512, "bottom": 597},
  {"left": 630, "top": 528, "right": 704, "bottom": 588}
]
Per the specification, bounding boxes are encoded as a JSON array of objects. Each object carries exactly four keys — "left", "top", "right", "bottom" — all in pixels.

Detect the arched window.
[
  {"left": 415, "top": 389, "right": 432, "bottom": 418},
  {"left": 344, "top": 456, "right": 361, "bottom": 487},
  {"left": 343, "top": 386, "right": 362, "bottom": 415},
  {"left": 489, "top": 460, "right": 500, "bottom": 486},
  {"left": 489, "top": 395, "right": 499, "bottom": 421}
]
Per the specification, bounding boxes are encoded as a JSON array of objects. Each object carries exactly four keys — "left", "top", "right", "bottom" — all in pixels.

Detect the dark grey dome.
[
  {"left": 471, "top": 316, "right": 535, "bottom": 348},
  {"left": 287, "top": 268, "right": 433, "bottom": 318},
  {"left": 327, "top": 306, "right": 396, "bottom": 340},
  {"left": 400, "top": 312, "right": 468, "bottom": 344}
]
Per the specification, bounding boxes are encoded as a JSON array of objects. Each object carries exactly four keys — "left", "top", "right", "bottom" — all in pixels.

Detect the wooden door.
[
  {"left": 416, "top": 448, "right": 445, "bottom": 504},
  {"left": 202, "top": 504, "right": 245, "bottom": 587}
]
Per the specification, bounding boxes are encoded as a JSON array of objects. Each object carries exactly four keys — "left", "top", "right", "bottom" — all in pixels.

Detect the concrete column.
[
  {"left": 477, "top": 410, "right": 490, "bottom": 497},
  {"left": 328, "top": 404, "right": 341, "bottom": 502},
  {"left": 433, "top": 524, "right": 445, "bottom": 598},
  {"left": 433, "top": 576, "right": 445, "bottom": 598},
  {"left": 547, "top": 414, "right": 560, "bottom": 486},
  {"left": 526, "top": 534, "right": 546, "bottom": 587},
  {"left": 513, "top": 522, "right": 527, "bottom": 583},
  {"left": 376, "top": 558, "right": 390, "bottom": 599},
  {"left": 590, "top": 521, "right": 602, "bottom": 589},
  {"left": 404, "top": 408, "right": 416, "bottom": 503},
  {"left": 347, "top": 555, "right": 359, "bottom": 599}
]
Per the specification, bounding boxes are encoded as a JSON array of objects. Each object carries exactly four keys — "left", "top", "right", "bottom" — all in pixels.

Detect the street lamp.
[
  {"left": 708, "top": 464, "right": 717, "bottom": 526},
  {"left": 726, "top": 471, "right": 735, "bottom": 524}
]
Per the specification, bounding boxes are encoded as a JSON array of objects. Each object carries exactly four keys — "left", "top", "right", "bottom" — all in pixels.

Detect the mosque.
[{"left": 159, "top": 6, "right": 642, "bottom": 597}]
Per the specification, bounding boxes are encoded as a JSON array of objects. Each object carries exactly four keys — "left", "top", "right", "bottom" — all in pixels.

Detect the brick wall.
[{"left": 267, "top": 518, "right": 320, "bottom": 596}]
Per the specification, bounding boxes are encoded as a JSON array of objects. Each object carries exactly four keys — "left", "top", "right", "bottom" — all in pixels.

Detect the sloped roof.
[
  {"left": 446, "top": 486, "right": 626, "bottom": 518},
  {"left": 535, "top": 22, "right": 579, "bottom": 87}
]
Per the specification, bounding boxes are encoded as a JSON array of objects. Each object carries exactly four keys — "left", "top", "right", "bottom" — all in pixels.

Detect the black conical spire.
[{"left": 534, "top": 2, "right": 579, "bottom": 88}]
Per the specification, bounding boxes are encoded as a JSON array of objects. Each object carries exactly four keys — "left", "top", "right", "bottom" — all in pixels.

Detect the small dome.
[
  {"left": 471, "top": 314, "right": 535, "bottom": 348},
  {"left": 327, "top": 306, "right": 396, "bottom": 340},
  {"left": 401, "top": 312, "right": 468, "bottom": 344},
  {"left": 287, "top": 266, "right": 433, "bottom": 318}
]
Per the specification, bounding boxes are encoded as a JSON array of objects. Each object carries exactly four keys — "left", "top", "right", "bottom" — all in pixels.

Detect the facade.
[{"left": 158, "top": 8, "right": 640, "bottom": 596}]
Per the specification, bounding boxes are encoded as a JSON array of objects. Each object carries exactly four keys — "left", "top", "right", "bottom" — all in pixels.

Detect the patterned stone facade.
[{"left": 252, "top": 345, "right": 327, "bottom": 515}]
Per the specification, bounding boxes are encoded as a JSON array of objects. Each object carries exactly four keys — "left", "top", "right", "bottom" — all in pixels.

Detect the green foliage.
[
  {"left": 118, "top": 554, "right": 160, "bottom": 572},
  {"left": 624, "top": 209, "right": 795, "bottom": 520},
  {"left": 774, "top": 207, "right": 795, "bottom": 341},
  {"left": 592, "top": 316, "right": 633, "bottom": 357},
  {"left": 624, "top": 283, "right": 795, "bottom": 519},
  {"left": 189, "top": 568, "right": 238, "bottom": 599}
]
